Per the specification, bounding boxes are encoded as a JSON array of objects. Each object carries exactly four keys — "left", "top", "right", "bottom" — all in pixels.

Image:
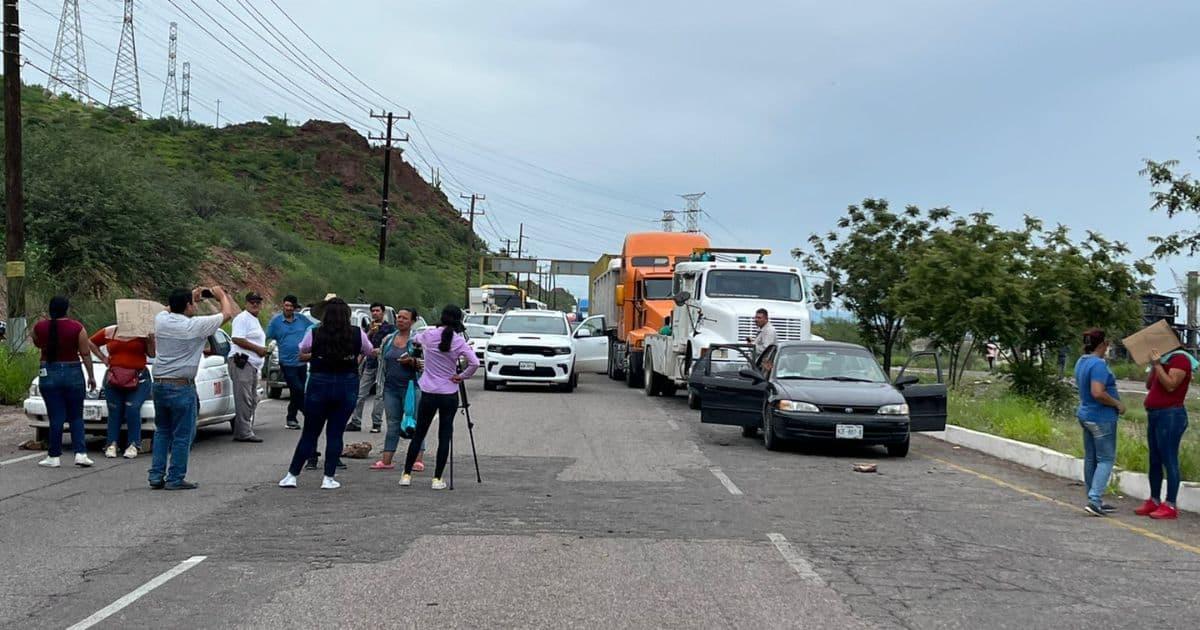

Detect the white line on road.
[
  {"left": 0, "top": 453, "right": 41, "bottom": 466},
  {"left": 66, "top": 556, "right": 207, "bottom": 630},
  {"left": 665, "top": 417, "right": 679, "bottom": 430},
  {"left": 766, "top": 533, "right": 824, "bottom": 585},
  {"left": 708, "top": 467, "right": 744, "bottom": 495}
]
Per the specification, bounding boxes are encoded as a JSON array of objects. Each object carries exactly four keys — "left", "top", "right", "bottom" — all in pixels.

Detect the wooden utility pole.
[
  {"left": 460, "top": 192, "right": 485, "bottom": 307},
  {"left": 4, "top": 0, "right": 26, "bottom": 349},
  {"left": 516, "top": 223, "right": 526, "bottom": 293},
  {"left": 368, "top": 110, "right": 410, "bottom": 265}
]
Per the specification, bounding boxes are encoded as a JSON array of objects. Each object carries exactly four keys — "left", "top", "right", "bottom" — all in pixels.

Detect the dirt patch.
[
  {"left": 0, "top": 405, "right": 31, "bottom": 459},
  {"left": 198, "top": 246, "right": 284, "bottom": 305}
]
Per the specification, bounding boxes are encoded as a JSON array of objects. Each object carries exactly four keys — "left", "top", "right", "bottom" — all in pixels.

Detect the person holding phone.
[
  {"left": 369, "top": 308, "right": 426, "bottom": 471},
  {"left": 32, "top": 296, "right": 98, "bottom": 468}
]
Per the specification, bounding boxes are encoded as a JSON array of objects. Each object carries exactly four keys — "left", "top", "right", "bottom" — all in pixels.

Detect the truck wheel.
[
  {"left": 267, "top": 386, "right": 283, "bottom": 399},
  {"left": 688, "top": 390, "right": 701, "bottom": 410},
  {"left": 643, "top": 355, "right": 658, "bottom": 396},
  {"left": 626, "top": 352, "right": 644, "bottom": 388}
]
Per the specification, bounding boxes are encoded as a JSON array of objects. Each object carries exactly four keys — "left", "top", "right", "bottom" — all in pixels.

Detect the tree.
[
  {"left": 1141, "top": 153, "right": 1200, "bottom": 257},
  {"left": 794, "top": 199, "right": 949, "bottom": 373}
]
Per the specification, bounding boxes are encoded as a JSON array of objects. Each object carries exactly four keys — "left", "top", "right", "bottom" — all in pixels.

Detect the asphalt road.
[{"left": 1, "top": 375, "right": 1199, "bottom": 629}]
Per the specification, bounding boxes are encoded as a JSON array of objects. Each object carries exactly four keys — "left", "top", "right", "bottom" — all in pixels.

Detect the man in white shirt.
[
  {"left": 230, "top": 292, "right": 269, "bottom": 443},
  {"left": 747, "top": 308, "right": 778, "bottom": 356}
]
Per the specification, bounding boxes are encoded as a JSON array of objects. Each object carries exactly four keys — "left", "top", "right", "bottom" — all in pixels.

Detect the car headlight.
[
  {"left": 555, "top": 347, "right": 572, "bottom": 355},
  {"left": 487, "top": 345, "right": 504, "bottom": 353},
  {"left": 877, "top": 403, "right": 910, "bottom": 416},
  {"left": 776, "top": 400, "right": 819, "bottom": 413}
]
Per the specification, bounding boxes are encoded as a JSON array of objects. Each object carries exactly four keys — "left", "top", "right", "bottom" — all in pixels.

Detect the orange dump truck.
[{"left": 588, "top": 232, "right": 710, "bottom": 387}]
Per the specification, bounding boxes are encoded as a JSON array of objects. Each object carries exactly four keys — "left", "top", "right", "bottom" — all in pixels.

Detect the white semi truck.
[{"left": 642, "top": 248, "right": 815, "bottom": 400}]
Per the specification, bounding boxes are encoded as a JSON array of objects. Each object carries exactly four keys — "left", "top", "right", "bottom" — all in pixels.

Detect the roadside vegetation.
[{"left": 0, "top": 346, "right": 38, "bottom": 405}]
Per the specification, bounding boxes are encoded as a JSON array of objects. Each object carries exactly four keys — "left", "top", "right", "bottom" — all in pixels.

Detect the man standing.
[
  {"left": 746, "top": 308, "right": 777, "bottom": 356},
  {"left": 348, "top": 303, "right": 394, "bottom": 433},
  {"left": 267, "top": 295, "right": 310, "bottom": 430},
  {"left": 150, "top": 286, "right": 238, "bottom": 490},
  {"left": 230, "top": 292, "right": 268, "bottom": 443}
]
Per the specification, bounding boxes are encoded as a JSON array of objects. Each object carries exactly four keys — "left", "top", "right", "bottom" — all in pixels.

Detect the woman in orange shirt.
[{"left": 91, "top": 324, "right": 155, "bottom": 459}]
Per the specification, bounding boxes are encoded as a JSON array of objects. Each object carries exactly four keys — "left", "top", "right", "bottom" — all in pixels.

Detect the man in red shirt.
[{"left": 1137, "top": 348, "right": 1193, "bottom": 520}]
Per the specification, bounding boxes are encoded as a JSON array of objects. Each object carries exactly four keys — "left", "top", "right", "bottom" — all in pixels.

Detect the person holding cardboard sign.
[
  {"left": 91, "top": 323, "right": 155, "bottom": 459},
  {"left": 1074, "top": 328, "right": 1123, "bottom": 517},
  {"left": 1136, "top": 345, "right": 1194, "bottom": 520}
]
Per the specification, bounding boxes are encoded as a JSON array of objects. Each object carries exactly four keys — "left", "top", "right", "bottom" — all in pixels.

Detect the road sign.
[
  {"left": 549, "top": 260, "right": 593, "bottom": 276},
  {"left": 487, "top": 257, "right": 538, "bottom": 274}
]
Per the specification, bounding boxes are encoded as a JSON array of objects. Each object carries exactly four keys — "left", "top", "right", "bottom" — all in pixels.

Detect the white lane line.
[
  {"left": 66, "top": 556, "right": 207, "bottom": 630},
  {"left": 708, "top": 467, "right": 743, "bottom": 495},
  {"left": 0, "top": 453, "right": 41, "bottom": 466},
  {"left": 766, "top": 533, "right": 824, "bottom": 585}
]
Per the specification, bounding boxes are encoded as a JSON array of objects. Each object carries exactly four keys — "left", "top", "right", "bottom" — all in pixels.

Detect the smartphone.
[{"left": 200, "top": 288, "right": 215, "bottom": 299}]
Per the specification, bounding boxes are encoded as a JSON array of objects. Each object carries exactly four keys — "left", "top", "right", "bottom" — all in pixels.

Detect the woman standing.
[
  {"left": 91, "top": 324, "right": 155, "bottom": 459},
  {"left": 279, "top": 299, "right": 373, "bottom": 490},
  {"left": 1074, "top": 328, "right": 1123, "bottom": 516},
  {"left": 32, "top": 296, "right": 97, "bottom": 468},
  {"left": 400, "top": 305, "right": 479, "bottom": 490},
  {"left": 369, "top": 308, "right": 427, "bottom": 472},
  {"left": 1137, "top": 347, "right": 1193, "bottom": 520}
]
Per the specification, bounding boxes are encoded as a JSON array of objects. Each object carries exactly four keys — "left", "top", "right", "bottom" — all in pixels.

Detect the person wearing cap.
[
  {"left": 267, "top": 294, "right": 312, "bottom": 430},
  {"left": 229, "top": 292, "right": 269, "bottom": 443}
]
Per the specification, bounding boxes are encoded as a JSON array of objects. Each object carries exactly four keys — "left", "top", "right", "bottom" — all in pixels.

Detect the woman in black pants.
[
  {"left": 279, "top": 299, "right": 373, "bottom": 490},
  {"left": 400, "top": 305, "right": 479, "bottom": 490}
]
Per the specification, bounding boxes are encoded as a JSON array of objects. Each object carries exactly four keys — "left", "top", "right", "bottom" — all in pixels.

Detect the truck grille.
[
  {"left": 737, "top": 317, "right": 807, "bottom": 342},
  {"left": 499, "top": 346, "right": 557, "bottom": 357}
]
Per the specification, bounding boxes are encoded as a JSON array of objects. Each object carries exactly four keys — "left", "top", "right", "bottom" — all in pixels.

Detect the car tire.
[
  {"left": 887, "top": 436, "right": 910, "bottom": 458},
  {"left": 484, "top": 375, "right": 499, "bottom": 391},
  {"left": 742, "top": 426, "right": 758, "bottom": 438},
  {"left": 267, "top": 386, "right": 283, "bottom": 399},
  {"left": 762, "top": 405, "right": 781, "bottom": 451},
  {"left": 559, "top": 372, "right": 577, "bottom": 393},
  {"left": 688, "top": 389, "right": 701, "bottom": 410}
]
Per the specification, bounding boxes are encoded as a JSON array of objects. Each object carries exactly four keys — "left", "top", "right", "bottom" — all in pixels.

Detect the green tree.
[
  {"left": 794, "top": 198, "right": 949, "bottom": 373},
  {"left": 1141, "top": 153, "right": 1200, "bottom": 256}
]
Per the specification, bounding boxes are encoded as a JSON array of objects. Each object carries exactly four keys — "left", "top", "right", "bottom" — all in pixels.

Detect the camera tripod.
[{"left": 448, "top": 378, "right": 482, "bottom": 490}]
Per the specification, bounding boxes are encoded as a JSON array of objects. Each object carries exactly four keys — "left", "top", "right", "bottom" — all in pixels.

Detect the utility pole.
[
  {"left": 108, "top": 0, "right": 141, "bottom": 112},
  {"left": 460, "top": 193, "right": 485, "bottom": 306},
  {"left": 680, "top": 192, "right": 705, "bottom": 233},
  {"left": 367, "top": 110, "right": 410, "bottom": 265},
  {"left": 5, "top": 0, "right": 26, "bottom": 349},
  {"left": 48, "top": 0, "right": 88, "bottom": 101},
  {"left": 215, "top": 98, "right": 220, "bottom": 128},
  {"left": 180, "top": 61, "right": 190, "bottom": 122},
  {"left": 159, "top": 21, "right": 178, "bottom": 118},
  {"left": 1188, "top": 271, "right": 1199, "bottom": 351},
  {"left": 516, "top": 223, "right": 526, "bottom": 291}
]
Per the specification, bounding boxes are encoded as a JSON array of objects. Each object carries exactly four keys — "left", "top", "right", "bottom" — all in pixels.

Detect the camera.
[
  {"left": 199, "top": 288, "right": 215, "bottom": 299},
  {"left": 410, "top": 341, "right": 424, "bottom": 360}
]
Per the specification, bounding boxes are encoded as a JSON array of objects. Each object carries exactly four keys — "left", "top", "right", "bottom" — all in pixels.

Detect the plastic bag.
[{"left": 400, "top": 380, "right": 418, "bottom": 439}]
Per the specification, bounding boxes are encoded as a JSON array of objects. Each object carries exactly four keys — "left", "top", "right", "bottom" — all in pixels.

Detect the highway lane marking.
[
  {"left": 766, "top": 533, "right": 824, "bottom": 584},
  {"left": 66, "top": 556, "right": 207, "bottom": 630},
  {"left": 0, "top": 453, "right": 41, "bottom": 466},
  {"left": 709, "top": 467, "right": 744, "bottom": 495},
  {"left": 927, "top": 455, "right": 1200, "bottom": 557}
]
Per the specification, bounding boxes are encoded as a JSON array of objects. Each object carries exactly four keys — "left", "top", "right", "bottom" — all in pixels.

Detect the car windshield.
[
  {"left": 465, "top": 323, "right": 493, "bottom": 338},
  {"left": 705, "top": 270, "right": 804, "bottom": 302},
  {"left": 644, "top": 278, "right": 674, "bottom": 300},
  {"left": 773, "top": 347, "right": 888, "bottom": 383},
  {"left": 498, "top": 315, "right": 568, "bottom": 335}
]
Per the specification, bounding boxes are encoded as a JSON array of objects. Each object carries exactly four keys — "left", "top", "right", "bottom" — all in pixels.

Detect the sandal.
[
  {"left": 369, "top": 461, "right": 395, "bottom": 471},
  {"left": 412, "top": 461, "right": 425, "bottom": 473}
]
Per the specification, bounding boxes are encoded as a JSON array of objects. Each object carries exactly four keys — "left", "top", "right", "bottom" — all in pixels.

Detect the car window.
[
  {"left": 465, "top": 323, "right": 492, "bottom": 338},
  {"left": 497, "top": 315, "right": 568, "bottom": 335},
  {"left": 775, "top": 347, "right": 887, "bottom": 382},
  {"left": 578, "top": 318, "right": 604, "bottom": 336},
  {"left": 207, "top": 331, "right": 232, "bottom": 358}
]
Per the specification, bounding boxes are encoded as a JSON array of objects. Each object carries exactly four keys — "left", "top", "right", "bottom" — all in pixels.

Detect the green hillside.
[{"left": 0, "top": 84, "right": 483, "bottom": 328}]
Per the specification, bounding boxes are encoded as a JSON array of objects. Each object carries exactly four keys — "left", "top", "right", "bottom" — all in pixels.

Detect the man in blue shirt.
[{"left": 266, "top": 295, "right": 312, "bottom": 430}]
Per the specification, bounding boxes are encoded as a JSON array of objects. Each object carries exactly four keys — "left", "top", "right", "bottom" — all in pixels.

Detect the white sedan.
[{"left": 24, "top": 330, "right": 238, "bottom": 442}]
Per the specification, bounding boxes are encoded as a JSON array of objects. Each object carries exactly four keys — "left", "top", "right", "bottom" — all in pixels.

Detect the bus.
[{"left": 472, "top": 284, "right": 526, "bottom": 313}]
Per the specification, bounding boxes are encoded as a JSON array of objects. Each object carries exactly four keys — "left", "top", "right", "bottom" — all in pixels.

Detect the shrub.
[
  {"left": 0, "top": 346, "right": 38, "bottom": 405},
  {"left": 1003, "top": 360, "right": 1072, "bottom": 407}
]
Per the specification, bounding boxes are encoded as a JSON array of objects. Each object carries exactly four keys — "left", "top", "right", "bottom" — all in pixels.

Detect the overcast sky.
[{"left": 21, "top": 1, "right": 1200, "bottom": 305}]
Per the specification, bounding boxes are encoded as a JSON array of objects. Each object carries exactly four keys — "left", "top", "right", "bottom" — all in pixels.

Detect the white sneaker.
[
  {"left": 321, "top": 476, "right": 340, "bottom": 490},
  {"left": 38, "top": 456, "right": 60, "bottom": 468},
  {"left": 104, "top": 444, "right": 118, "bottom": 459},
  {"left": 399, "top": 474, "right": 412, "bottom": 487},
  {"left": 278, "top": 473, "right": 298, "bottom": 488},
  {"left": 431, "top": 477, "right": 447, "bottom": 491},
  {"left": 123, "top": 445, "right": 138, "bottom": 459},
  {"left": 74, "top": 453, "right": 94, "bottom": 467}
]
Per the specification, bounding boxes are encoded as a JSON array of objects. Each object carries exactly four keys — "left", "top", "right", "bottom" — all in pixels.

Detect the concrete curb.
[{"left": 925, "top": 425, "right": 1200, "bottom": 513}]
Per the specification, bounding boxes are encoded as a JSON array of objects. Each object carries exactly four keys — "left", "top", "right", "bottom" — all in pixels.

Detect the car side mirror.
[
  {"left": 894, "top": 374, "right": 919, "bottom": 388},
  {"left": 738, "top": 367, "right": 764, "bottom": 383},
  {"left": 673, "top": 291, "right": 691, "bottom": 306}
]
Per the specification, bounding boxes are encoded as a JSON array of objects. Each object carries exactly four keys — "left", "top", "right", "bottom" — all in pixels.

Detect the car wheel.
[
  {"left": 484, "top": 375, "right": 499, "bottom": 391},
  {"left": 559, "top": 373, "right": 577, "bottom": 393},
  {"left": 742, "top": 426, "right": 758, "bottom": 438},
  {"left": 887, "top": 436, "right": 910, "bottom": 458},
  {"left": 267, "top": 386, "right": 283, "bottom": 399},
  {"left": 35, "top": 427, "right": 50, "bottom": 443},
  {"left": 762, "top": 405, "right": 781, "bottom": 451},
  {"left": 688, "top": 389, "right": 701, "bottom": 410}
]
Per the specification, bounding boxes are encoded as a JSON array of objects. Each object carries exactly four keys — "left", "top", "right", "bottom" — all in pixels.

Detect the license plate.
[
  {"left": 83, "top": 406, "right": 101, "bottom": 421},
  {"left": 835, "top": 424, "right": 863, "bottom": 439},
  {"left": 519, "top": 361, "right": 536, "bottom": 371}
]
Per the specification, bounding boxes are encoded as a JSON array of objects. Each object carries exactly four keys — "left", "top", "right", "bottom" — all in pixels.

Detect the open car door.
[
  {"left": 894, "top": 352, "right": 948, "bottom": 432},
  {"left": 693, "top": 344, "right": 767, "bottom": 428}
]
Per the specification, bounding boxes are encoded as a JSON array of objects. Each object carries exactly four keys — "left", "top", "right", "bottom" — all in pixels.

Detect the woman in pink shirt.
[{"left": 400, "top": 305, "right": 479, "bottom": 490}]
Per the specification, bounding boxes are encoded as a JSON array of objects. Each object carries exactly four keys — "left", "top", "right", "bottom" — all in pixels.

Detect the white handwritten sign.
[{"left": 115, "top": 299, "right": 165, "bottom": 338}]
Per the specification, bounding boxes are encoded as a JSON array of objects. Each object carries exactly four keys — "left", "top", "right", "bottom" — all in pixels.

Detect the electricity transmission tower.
[
  {"left": 180, "top": 61, "right": 190, "bottom": 122},
  {"left": 679, "top": 192, "right": 705, "bottom": 233},
  {"left": 159, "top": 22, "right": 179, "bottom": 118},
  {"left": 660, "top": 210, "right": 677, "bottom": 232},
  {"left": 108, "top": 0, "right": 141, "bottom": 112},
  {"left": 48, "top": 0, "right": 88, "bottom": 100}
]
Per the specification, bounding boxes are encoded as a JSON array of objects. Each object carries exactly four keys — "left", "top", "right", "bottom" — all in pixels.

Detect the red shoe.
[
  {"left": 1149, "top": 504, "right": 1179, "bottom": 520},
  {"left": 368, "top": 461, "right": 394, "bottom": 471},
  {"left": 1134, "top": 499, "right": 1160, "bottom": 516}
]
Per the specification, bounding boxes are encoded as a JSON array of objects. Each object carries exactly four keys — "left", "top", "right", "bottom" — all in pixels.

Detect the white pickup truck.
[{"left": 642, "top": 252, "right": 815, "bottom": 403}]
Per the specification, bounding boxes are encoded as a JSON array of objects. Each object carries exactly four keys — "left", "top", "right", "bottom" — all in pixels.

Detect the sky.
[{"left": 19, "top": 0, "right": 1200, "bottom": 306}]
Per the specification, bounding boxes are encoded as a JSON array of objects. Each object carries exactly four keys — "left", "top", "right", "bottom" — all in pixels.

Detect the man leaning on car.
[
  {"left": 229, "top": 292, "right": 269, "bottom": 443},
  {"left": 149, "top": 286, "right": 238, "bottom": 491}
]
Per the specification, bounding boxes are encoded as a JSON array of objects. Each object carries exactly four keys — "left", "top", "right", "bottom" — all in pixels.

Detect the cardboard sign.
[
  {"left": 115, "top": 299, "right": 165, "bottom": 338},
  {"left": 1121, "top": 319, "right": 1182, "bottom": 366}
]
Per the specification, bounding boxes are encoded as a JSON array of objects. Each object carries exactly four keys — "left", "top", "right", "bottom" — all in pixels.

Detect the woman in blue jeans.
[
  {"left": 1074, "top": 328, "right": 1124, "bottom": 517},
  {"left": 1137, "top": 347, "right": 1193, "bottom": 520},
  {"left": 279, "top": 299, "right": 373, "bottom": 490},
  {"left": 31, "top": 296, "right": 98, "bottom": 468},
  {"left": 369, "top": 308, "right": 426, "bottom": 472}
]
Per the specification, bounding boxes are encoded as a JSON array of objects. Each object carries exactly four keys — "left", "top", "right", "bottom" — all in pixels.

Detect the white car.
[
  {"left": 25, "top": 330, "right": 238, "bottom": 442},
  {"left": 482, "top": 310, "right": 608, "bottom": 393},
  {"left": 464, "top": 322, "right": 493, "bottom": 360}
]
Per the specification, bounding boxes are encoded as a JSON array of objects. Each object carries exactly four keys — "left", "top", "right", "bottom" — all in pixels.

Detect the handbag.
[
  {"left": 400, "top": 380, "right": 418, "bottom": 439},
  {"left": 107, "top": 366, "right": 140, "bottom": 391}
]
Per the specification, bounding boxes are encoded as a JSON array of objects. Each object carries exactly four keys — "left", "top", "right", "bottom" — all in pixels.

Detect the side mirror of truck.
[{"left": 673, "top": 291, "right": 691, "bottom": 306}]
